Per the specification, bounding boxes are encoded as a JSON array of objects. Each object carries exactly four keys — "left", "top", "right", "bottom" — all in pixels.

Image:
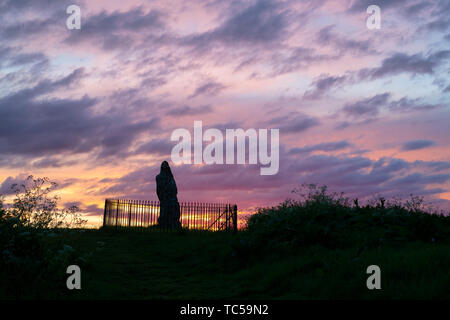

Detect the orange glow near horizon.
[{"left": 1, "top": 0, "right": 449, "bottom": 230}]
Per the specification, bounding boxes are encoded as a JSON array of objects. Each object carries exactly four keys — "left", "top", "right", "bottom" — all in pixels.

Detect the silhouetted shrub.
[
  {"left": 0, "top": 176, "right": 88, "bottom": 298},
  {"left": 238, "top": 184, "right": 450, "bottom": 257}
]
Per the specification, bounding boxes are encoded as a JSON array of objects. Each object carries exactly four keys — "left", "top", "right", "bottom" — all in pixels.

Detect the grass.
[
  {"left": 47, "top": 228, "right": 450, "bottom": 300},
  {"left": 2, "top": 184, "right": 450, "bottom": 300}
]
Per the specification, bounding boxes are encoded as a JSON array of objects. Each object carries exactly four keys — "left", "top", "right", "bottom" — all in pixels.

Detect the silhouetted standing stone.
[{"left": 156, "top": 161, "right": 181, "bottom": 229}]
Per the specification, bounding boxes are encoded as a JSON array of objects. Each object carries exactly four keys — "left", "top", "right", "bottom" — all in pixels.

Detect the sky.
[{"left": 0, "top": 0, "right": 449, "bottom": 227}]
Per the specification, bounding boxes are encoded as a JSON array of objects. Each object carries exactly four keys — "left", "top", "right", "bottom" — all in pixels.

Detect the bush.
[
  {"left": 0, "top": 176, "right": 89, "bottom": 299},
  {"left": 237, "top": 184, "right": 450, "bottom": 258},
  {"left": 9, "top": 175, "right": 86, "bottom": 229}
]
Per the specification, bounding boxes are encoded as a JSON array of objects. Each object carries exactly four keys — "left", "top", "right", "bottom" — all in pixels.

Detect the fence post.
[
  {"left": 233, "top": 205, "right": 237, "bottom": 234},
  {"left": 128, "top": 200, "right": 132, "bottom": 227},
  {"left": 103, "top": 199, "right": 108, "bottom": 227},
  {"left": 115, "top": 199, "right": 119, "bottom": 227}
]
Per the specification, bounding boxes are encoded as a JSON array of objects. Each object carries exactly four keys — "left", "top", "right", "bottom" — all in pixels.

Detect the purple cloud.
[{"left": 402, "top": 140, "right": 436, "bottom": 151}]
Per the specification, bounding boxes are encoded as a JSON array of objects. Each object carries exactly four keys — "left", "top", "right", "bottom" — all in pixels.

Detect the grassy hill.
[
  {"left": 2, "top": 229, "right": 450, "bottom": 300},
  {"left": 1, "top": 185, "right": 450, "bottom": 299}
]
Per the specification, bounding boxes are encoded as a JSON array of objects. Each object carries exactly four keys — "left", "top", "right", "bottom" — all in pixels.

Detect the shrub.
[
  {"left": 9, "top": 175, "right": 86, "bottom": 229},
  {"left": 0, "top": 176, "right": 88, "bottom": 299},
  {"left": 238, "top": 184, "right": 450, "bottom": 258}
]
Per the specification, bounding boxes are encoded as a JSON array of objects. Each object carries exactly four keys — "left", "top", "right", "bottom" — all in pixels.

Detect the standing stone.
[{"left": 156, "top": 161, "right": 181, "bottom": 229}]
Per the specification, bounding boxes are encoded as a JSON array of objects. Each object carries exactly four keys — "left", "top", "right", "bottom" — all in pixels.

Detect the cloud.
[
  {"left": 1, "top": 0, "right": 450, "bottom": 218},
  {"left": 303, "top": 74, "right": 348, "bottom": 100},
  {"left": 166, "top": 105, "right": 213, "bottom": 116},
  {"left": 425, "top": 18, "right": 450, "bottom": 31},
  {"left": 0, "top": 174, "right": 30, "bottom": 195},
  {"left": 0, "top": 0, "right": 75, "bottom": 11},
  {"left": 140, "top": 77, "right": 167, "bottom": 89},
  {"left": 415, "top": 160, "right": 450, "bottom": 172},
  {"left": 184, "top": 0, "right": 289, "bottom": 49},
  {"left": 269, "top": 113, "right": 320, "bottom": 133},
  {"left": 316, "top": 25, "right": 376, "bottom": 55},
  {"left": 388, "top": 97, "right": 442, "bottom": 112},
  {"left": 83, "top": 204, "right": 104, "bottom": 216},
  {"left": 289, "top": 141, "right": 352, "bottom": 154},
  {"left": 0, "top": 68, "right": 160, "bottom": 162},
  {"left": 30, "top": 157, "right": 78, "bottom": 169},
  {"left": 0, "top": 17, "right": 57, "bottom": 40},
  {"left": 267, "top": 46, "right": 333, "bottom": 76},
  {"left": 401, "top": 140, "right": 436, "bottom": 151},
  {"left": 95, "top": 145, "right": 450, "bottom": 212},
  {"left": 337, "top": 92, "right": 441, "bottom": 127},
  {"left": 213, "top": 0, "right": 288, "bottom": 44},
  {"left": 133, "top": 138, "right": 174, "bottom": 157},
  {"left": 348, "top": 0, "right": 410, "bottom": 12},
  {"left": 189, "top": 81, "right": 227, "bottom": 99},
  {"left": 342, "top": 93, "right": 390, "bottom": 117},
  {"left": 65, "top": 7, "right": 166, "bottom": 49},
  {"left": 0, "top": 46, "right": 48, "bottom": 68},
  {"left": 392, "top": 172, "right": 450, "bottom": 185},
  {"left": 422, "top": 0, "right": 450, "bottom": 31},
  {"left": 358, "top": 51, "right": 450, "bottom": 80},
  {"left": 372, "top": 157, "right": 411, "bottom": 174}
]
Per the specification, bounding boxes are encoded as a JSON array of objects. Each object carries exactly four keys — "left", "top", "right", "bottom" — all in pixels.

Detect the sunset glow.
[{"left": 1, "top": 0, "right": 449, "bottom": 228}]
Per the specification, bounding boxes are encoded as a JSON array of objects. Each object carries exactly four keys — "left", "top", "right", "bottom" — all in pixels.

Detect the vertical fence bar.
[
  {"left": 142, "top": 201, "right": 145, "bottom": 228},
  {"left": 130, "top": 200, "right": 134, "bottom": 227},
  {"left": 142, "top": 200, "right": 145, "bottom": 228},
  {"left": 115, "top": 199, "right": 119, "bottom": 227},
  {"left": 181, "top": 203, "right": 186, "bottom": 228},
  {"left": 217, "top": 204, "right": 220, "bottom": 231},
  {"left": 145, "top": 201, "right": 148, "bottom": 227},
  {"left": 202, "top": 203, "right": 206, "bottom": 230},
  {"left": 118, "top": 200, "right": 121, "bottom": 227},
  {"left": 206, "top": 203, "right": 209, "bottom": 230},
  {"left": 103, "top": 199, "right": 236, "bottom": 232},
  {"left": 119, "top": 200, "right": 122, "bottom": 226},
  {"left": 120, "top": 200, "right": 123, "bottom": 226},
  {"left": 127, "top": 200, "right": 131, "bottom": 227},
  {"left": 149, "top": 200, "right": 152, "bottom": 227},
  {"left": 151, "top": 200, "right": 154, "bottom": 230},
  {"left": 192, "top": 202, "right": 194, "bottom": 229},
  {"left": 233, "top": 204, "right": 237, "bottom": 234},
  {"left": 202, "top": 203, "right": 204, "bottom": 230},
  {"left": 200, "top": 202, "right": 203, "bottom": 230},
  {"left": 137, "top": 200, "right": 140, "bottom": 228},
  {"left": 149, "top": 201, "right": 152, "bottom": 227},
  {"left": 193, "top": 202, "right": 196, "bottom": 230},
  {"left": 153, "top": 200, "right": 156, "bottom": 227},
  {"left": 204, "top": 203, "right": 207, "bottom": 230},
  {"left": 103, "top": 199, "right": 108, "bottom": 227},
  {"left": 182, "top": 203, "right": 185, "bottom": 228},
  {"left": 192, "top": 202, "right": 195, "bottom": 230},
  {"left": 189, "top": 202, "right": 192, "bottom": 230},
  {"left": 198, "top": 202, "right": 200, "bottom": 230},
  {"left": 208, "top": 203, "right": 214, "bottom": 228},
  {"left": 134, "top": 200, "right": 137, "bottom": 227},
  {"left": 118, "top": 200, "right": 120, "bottom": 226},
  {"left": 150, "top": 200, "right": 153, "bottom": 227},
  {"left": 151, "top": 200, "right": 154, "bottom": 227},
  {"left": 206, "top": 203, "right": 208, "bottom": 230},
  {"left": 140, "top": 200, "right": 143, "bottom": 228},
  {"left": 131, "top": 200, "right": 134, "bottom": 227},
  {"left": 133, "top": 200, "right": 135, "bottom": 227}
]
